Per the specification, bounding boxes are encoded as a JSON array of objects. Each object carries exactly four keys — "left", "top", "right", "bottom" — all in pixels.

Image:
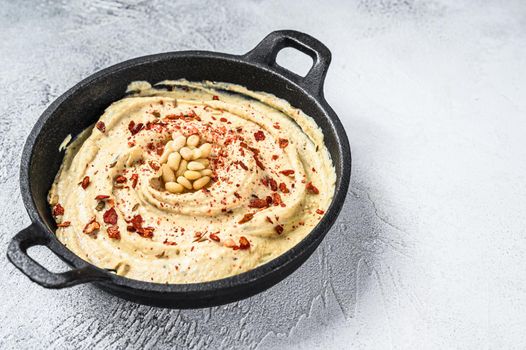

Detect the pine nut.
[
  {"left": 187, "top": 134, "right": 200, "bottom": 147},
  {"left": 184, "top": 170, "right": 202, "bottom": 180},
  {"left": 201, "top": 169, "right": 213, "bottom": 176},
  {"left": 177, "top": 176, "right": 193, "bottom": 189},
  {"left": 126, "top": 147, "right": 143, "bottom": 166},
  {"left": 165, "top": 181, "right": 184, "bottom": 194},
  {"left": 167, "top": 152, "right": 181, "bottom": 171},
  {"left": 159, "top": 141, "right": 173, "bottom": 163},
  {"left": 187, "top": 161, "right": 205, "bottom": 171},
  {"left": 180, "top": 147, "right": 193, "bottom": 160},
  {"left": 192, "top": 148, "right": 202, "bottom": 160},
  {"left": 175, "top": 159, "right": 187, "bottom": 177},
  {"left": 171, "top": 135, "right": 187, "bottom": 152},
  {"left": 199, "top": 143, "right": 212, "bottom": 158},
  {"left": 161, "top": 164, "right": 176, "bottom": 183},
  {"left": 195, "top": 158, "right": 210, "bottom": 167},
  {"left": 193, "top": 176, "right": 210, "bottom": 190},
  {"left": 165, "top": 140, "right": 175, "bottom": 149}
]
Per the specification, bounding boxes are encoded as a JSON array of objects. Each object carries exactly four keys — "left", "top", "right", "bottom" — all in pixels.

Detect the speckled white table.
[{"left": 1, "top": 1, "right": 525, "bottom": 349}]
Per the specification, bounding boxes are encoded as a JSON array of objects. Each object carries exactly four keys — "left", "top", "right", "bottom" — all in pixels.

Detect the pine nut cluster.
[{"left": 159, "top": 132, "right": 213, "bottom": 193}]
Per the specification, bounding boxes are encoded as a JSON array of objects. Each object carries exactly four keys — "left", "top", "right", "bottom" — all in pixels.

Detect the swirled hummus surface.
[{"left": 48, "top": 80, "right": 336, "bottom": 283}]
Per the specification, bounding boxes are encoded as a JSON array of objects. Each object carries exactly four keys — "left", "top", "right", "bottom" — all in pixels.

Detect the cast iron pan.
[{"left": 7, "top": 30, "right": 351, "bottom": 308}]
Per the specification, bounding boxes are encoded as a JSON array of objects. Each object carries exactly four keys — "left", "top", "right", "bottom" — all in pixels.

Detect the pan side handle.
[
  {"left": 243, "top": 30, "right": 332, "bottom": 99},
  {"left": 7, "top": 223, "right": 108, "bottom": 289}
]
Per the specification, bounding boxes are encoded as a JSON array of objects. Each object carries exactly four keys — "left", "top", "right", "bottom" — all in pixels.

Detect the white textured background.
[{"left": 1, "top": 0, "right": 525, "bottom": 349}]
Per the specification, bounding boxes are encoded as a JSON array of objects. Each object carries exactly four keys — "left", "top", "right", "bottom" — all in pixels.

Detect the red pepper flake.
[
  {"left": 254, "top": 130, "right": 265, "bottom": 141},
  {"left": 148, "top": 121, "right": 167, "bottom": 133},
  {"left": 81, "top": 176, "right": 90, "bottom": 189},
  {"left": 306, "top": 182, "right": 320, "bottom": 194},
  {"left": 212, "top": 95, "right": 219, "bottom": 100},
  {"left": 269, "top": 178, "right": 278, "bottom": 191},
  {"left": 209, "top": 233, "right": 220, "bottom": 242},
  {"left": 103, "top": 207, "right": 118, "bottom": 225},
  {"left": 95, "top": 195, "right": 110, "bottom": 200},
  {"left": 272, "top": 193, "right": 283, "bottom": 206},
  {"left": 265, "top": 216, "right": 273, "bottom": 224},
  {"left": 220, "top": 117, "right": 228, "bottom": 123},
  {"left": 130, "top": 173, "right": 139, "bottom": 188},
  {"left": 128, "top": 141, "right": 135, "bottom": 147},
  {"left": 273, "top": 122, "right": 281, "bottom": 129},
  {"left": 128, "top": 214, "right": 154, "bottom": 238},
  {"left": 218, "top": 149, "right": 228, "bottom": 158},
  {"left": 239, "top": 236, "right": 250, "bottom": 250},
  {"left": 272, "top": 155, "right": 279, "bottom": 160},
  {"left": 261, "top": 177, "right": 268, "bottom": 187},
  {"left": 280, "top": 169, "right": 295, "bottom": 176},
  {"left": 238, "top": 213, "right": 254, "bottom": 224},
  {"left": 238, "top": 161, "right": 248, "bottom": 170},
  {"left": 316, "top": 209, "right": 325, "bottom": 215},
  {"left": 126, "top": 225, "right": 136, "bottom": 232},
  {"left": 279, "top": 182, "right": 289, "bottom": 193},
  {"left": 107, "top": 225, "right": 120, "bottom": 239},
  {"left": 248, "top": 198, "right": 268, "bottom": 208},
  {"left": 149, "top": 161, "right": 160, "bottom": 171},
  {"left": 128, "top": 121, "right": 144, "bottom": 135},
  {"left": 83, "top": 218, "right": 100, "bottom": 234},
  {"left": 278, "top": 138, "right": 289, "bottom": 148},
  {"left": 96, "top": 121, "right": 106, "bottom": 133},
  {"left": 254, "top": 155, "right": 265, "bottom": 170},
  {"left": 52, "top": 203, "right": 64, "bottom": 216},
  {"left": 163, "top": 239, "right": 177, "bottom": 246},
  {"left": 275, "top": 225, "right": 284, "bottom": 235},
  {"left": 186, "top": 110, "right": 198, "bottom": 119},
  {"left": 240, "top": 142, "right": 248, "bottom": 149},
  {"left": 57, "top": 221, "right": 71, "bottom": 228},
  {"left": 131, "top": 215, "right": 143, "bottom": 229},
  {"left": 137, "top": 227, "right": 154, "bottom": 238},
  {"left": 234, "top": 192, "right": 242, "bottom": 199},
  {"left": 165, "top": 114, "right": 180, "bottom": 120},
  {"left": 266, "top": 195, "right": 273, "bottom": 206},
  {"left": 115, "top": 175, "right": 127, "bottom": 184}
]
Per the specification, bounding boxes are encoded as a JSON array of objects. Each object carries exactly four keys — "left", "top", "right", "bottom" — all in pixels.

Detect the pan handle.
[
  {"left": 243, "top": 30, "right": 332, "bottom": 99},
  {"left": 7, "top": 223, "right": 108, "bottom": 288}
]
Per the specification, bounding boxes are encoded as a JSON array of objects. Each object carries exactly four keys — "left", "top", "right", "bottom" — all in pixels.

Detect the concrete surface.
[{"left": 1, "top": 0, "right": 525, "bottom": 349}]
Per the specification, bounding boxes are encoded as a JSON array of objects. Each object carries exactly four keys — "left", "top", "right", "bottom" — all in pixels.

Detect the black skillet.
[{"left": 7, "top": 30, "right": 351, "bottom": 308}]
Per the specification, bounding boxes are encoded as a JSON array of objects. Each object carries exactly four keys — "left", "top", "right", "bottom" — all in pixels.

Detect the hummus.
[{"left": 48, "top": 80, "right": 336, "bottom": 283}]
